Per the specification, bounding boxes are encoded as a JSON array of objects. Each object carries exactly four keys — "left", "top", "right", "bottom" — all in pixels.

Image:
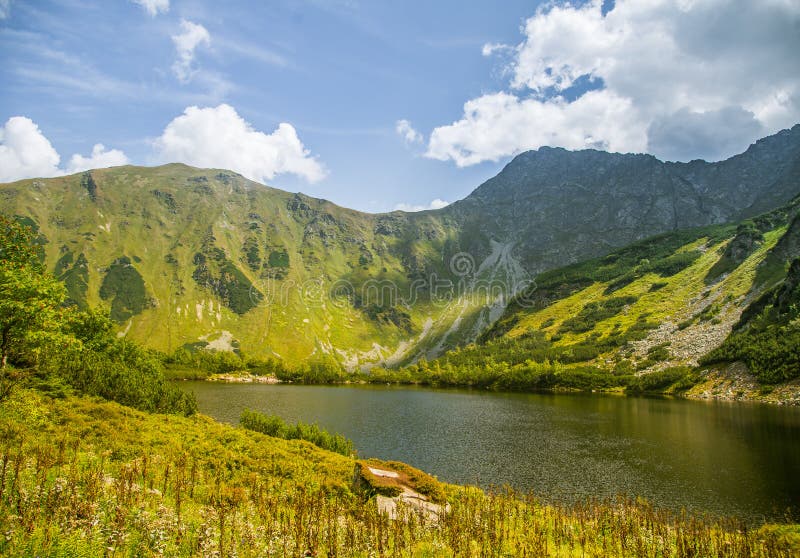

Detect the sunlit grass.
[
  {"left": 505, "top": 229, "right": 786, "bottom": 367},
  {"left": 1, "top": 389, "right": 797, "bottom": 557}
]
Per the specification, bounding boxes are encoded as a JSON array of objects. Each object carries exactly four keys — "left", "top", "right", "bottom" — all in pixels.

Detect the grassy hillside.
[
  {"left": 2, "top": 388, "right": 798, "bottom": 557},
  {"left": 375, "top": 198, "right": 800, "bottom": 397},
  {"left": 2, "top": 165, "right": 506, "bottom": 368}
]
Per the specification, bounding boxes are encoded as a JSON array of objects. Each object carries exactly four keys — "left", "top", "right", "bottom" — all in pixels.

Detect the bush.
[
  {"left": 627, "top": 367, "right": 692, "bottom": 394},
  {"left": 240, "top": 409, "right": 355, "bottom": 456},
  {"left": 558, "top": 296, "right": 638, "bottom": 334}
]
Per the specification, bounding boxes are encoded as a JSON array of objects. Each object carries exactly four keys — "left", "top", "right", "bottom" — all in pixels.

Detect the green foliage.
[
  {"left": 649, "top": 281, "right": 668, "bottom": 292},
  {"left": 0, "top": 215, "right": 195, "bottom": 414},
  {"left": 627, "top": 367, "right": 694, "bottom": 394},
  {"left": 275, "top": 357, "right": 351, "bottom": 383},
  {"left": 705, "top": 221, "right": 765, "bottom": 283},
  {"left": 242, "top": 236, "right": 261, "bottom": 271},
  {"left": 0, "top": 214, "right": 68, "bottom": 375},
  {"left": 359, "top": 303, "right": 413, "bottom": 332},
  {"left": 703, "top": 328, "right": 800, "bottom": 384},
  {"left": 371, "top": 356, "right": 630, "bottom": 393},
  {"left": 162, "top": 348, "right": 356, "bottom": 384},
  {"left": 47, "top": 340, "right": 197, "bottom": 416},
  {"left": 165, "top": 346, "right": 248, "bottom": 376},
  {"left": 703, "top": 258, "right": 800, "bottom": 383},
  {"left": 558, "top": 296, "right": 638, "bottom": 334},
  {"left": 99, "top": 256, "right": 150, "bottom": 322},
  {"left": 42, "top": 308, "right": 197, "bottom": 415},
  {"left": 151, "top": 188, "right": 177, "bottom": 213},
  {"left": 220, "top": 260, "right": 261, "bottom": 314},
  {"left": 240, "top": 408, "right": 354, "bottom": 456},
  {"left": 59, "top": 253, "right": 89, "bottom": 308},
  {"left": 193, "top": 237, "right": 263, "bottom": 315},
  {"left": 487, "top": 224, "right": 734, "bottom": 339},
  {"left": 267, "top": 248, "right": 289, "bottom": 268},
  {"left": 80, "top": 171, "right": 97, "bottom": 201}
]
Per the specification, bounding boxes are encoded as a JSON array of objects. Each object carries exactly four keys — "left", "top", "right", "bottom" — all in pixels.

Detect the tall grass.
[{"left": 0, "top": 389, "right": 797, "bottom": 557}]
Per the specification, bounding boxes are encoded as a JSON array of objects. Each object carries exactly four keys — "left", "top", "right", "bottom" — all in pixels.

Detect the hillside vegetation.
[
  {"left": 2, "top": 125, "right": 799, "bottom": 370},
  {"left": 372, "top": 197, "right": 800, "bottom": 399},
  {"left": 0, "top": 215, "right": 195, "bottom": 414},
  {"left": 0, "top": 165, "right": 470, "bottom": 368}
]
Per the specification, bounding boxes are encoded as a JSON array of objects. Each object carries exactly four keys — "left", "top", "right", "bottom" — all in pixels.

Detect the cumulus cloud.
[
  {"left": 67, "top": 144, "right": 129, "bottom": 173},
  {"left": 394, "top": 199, "right": 450, "bottom": 212},
  {"left": 0, "top": 116, "right": 130, "bottom": 183},
  {"left": 154, "top": 104, "right": 327, "bottom": 183},
  {"left": 171, "top": 20, "right": 210, "bottom": 83},
  {"left": 0, "top": 116, "right": 61, "bottom": 182},
  {"left": 428, "top": 90, "right": 642, "bottom": 167},
  {"left": 395, "top": 119, "right": 423, "bottom": 144},
  {"left": 427, "top": 0, "right": 800, "bottom": 165},
  {"left": 132, "top": 0, "right": 168, "bottom": 17}
]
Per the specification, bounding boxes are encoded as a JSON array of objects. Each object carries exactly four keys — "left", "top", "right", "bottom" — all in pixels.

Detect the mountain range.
[{"left": 1, "top": 124, "right": 799, "bottom": 373}]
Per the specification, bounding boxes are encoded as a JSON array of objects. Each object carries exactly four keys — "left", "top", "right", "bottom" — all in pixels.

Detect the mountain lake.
[{"left": 181, "top": 381, "right": 800, "bottom": 522}]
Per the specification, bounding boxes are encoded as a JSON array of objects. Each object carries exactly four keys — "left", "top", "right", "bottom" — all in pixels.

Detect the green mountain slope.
[
  {"left": 1, "top": 125, "right": 799, "bottom": 368},
  {"left": 423, "top": 196, "right": 800, "bottom": 395},
  {"left": 0, "top": 164, "right": 476, "bottom": 366}
]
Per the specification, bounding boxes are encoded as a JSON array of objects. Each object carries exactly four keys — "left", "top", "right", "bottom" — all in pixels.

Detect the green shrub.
[
  {"left": 558, "top": 296, "right": 638, "bottom": 334},
  {"left": 627, "top": 367, "right": 692, "bottom": 394},
  {"left": 240, "top": 409, "right": 354, "bottom": 456}
]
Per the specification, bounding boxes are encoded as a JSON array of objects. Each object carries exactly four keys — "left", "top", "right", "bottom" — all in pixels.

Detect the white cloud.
[
  {"left": 428, "top": 90, "right": 642, "bottom": 167},
  {"left": 394, "top": 198, "right": 450, "bottom": 212},
  {"left": 171, "top": 20, "right": 210, "bottom": 83},
  {"left": 0, "top": 116, "right": 130, "bottom": 183},
  {"left": 427, "top": 0, "right": 800, "bottom": 164},
  {"left": 0, "top": 0, "right": 11, "bottom": 19},
  {"left": 395, "top": 119, "right": 423, "bottom": 144},
  {"left": 132, "top": 0, "right": 169, "bottom": 17},
  {"left": 67, "top": 144, "right": 129, "bottom": 173},
  {"left": 154, "top": 104, "right": 327, "bottom": 183},
  {"left": 0, "top": 116, "right": 61, "bottom": 182}
]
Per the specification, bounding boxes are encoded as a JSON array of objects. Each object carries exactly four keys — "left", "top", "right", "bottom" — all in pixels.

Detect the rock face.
[{"left": 445, "top": 124, "right": 800, "bottom": 273}]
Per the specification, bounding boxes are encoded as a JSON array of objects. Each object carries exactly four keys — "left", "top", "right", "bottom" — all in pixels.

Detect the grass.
[
  {"left": 494, "top": 224, "right": 788, "bottom": 370},
  {"left": 0, "top": 388, "right": 797, "bottom": 557}
]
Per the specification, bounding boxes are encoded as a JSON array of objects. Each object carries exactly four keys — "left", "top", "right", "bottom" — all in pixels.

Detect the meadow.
[{"left": 1, "top": 388, "right": 798, "bottom": 557}]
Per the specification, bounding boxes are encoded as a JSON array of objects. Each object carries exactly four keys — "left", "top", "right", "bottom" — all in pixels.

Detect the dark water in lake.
[{"left": 181, "top": 382, "right": 800, "bottom": 521}]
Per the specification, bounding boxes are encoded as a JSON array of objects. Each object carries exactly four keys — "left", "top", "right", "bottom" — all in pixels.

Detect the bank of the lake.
[
  {"left": 183, "top": 381, "right": 800, "bottom": 523},
  {"left": 180, "top": 361, "right": 800, "bottom": 406}
]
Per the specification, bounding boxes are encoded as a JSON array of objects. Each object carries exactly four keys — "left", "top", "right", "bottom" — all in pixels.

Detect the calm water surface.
[{"left": 182, "top": 382, "right": 800, "bottom": 521}]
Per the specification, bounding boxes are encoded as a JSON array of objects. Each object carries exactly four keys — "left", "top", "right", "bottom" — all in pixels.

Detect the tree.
[
  {"left": 0, "top": 215, "right": 68, "bottom": 368},
  {"left": 0, "top": 216, "right": 69, "bottom": 399}
]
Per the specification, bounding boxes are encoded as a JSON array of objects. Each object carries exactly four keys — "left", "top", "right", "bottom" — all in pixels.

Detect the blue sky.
[{"left": 1, "top": 0, "right": 798, "bottom": 212}]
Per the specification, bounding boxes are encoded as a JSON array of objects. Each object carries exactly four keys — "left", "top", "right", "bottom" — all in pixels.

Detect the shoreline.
[{"left": 182, "top": 369, "right": 800, "bottom": 406}]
